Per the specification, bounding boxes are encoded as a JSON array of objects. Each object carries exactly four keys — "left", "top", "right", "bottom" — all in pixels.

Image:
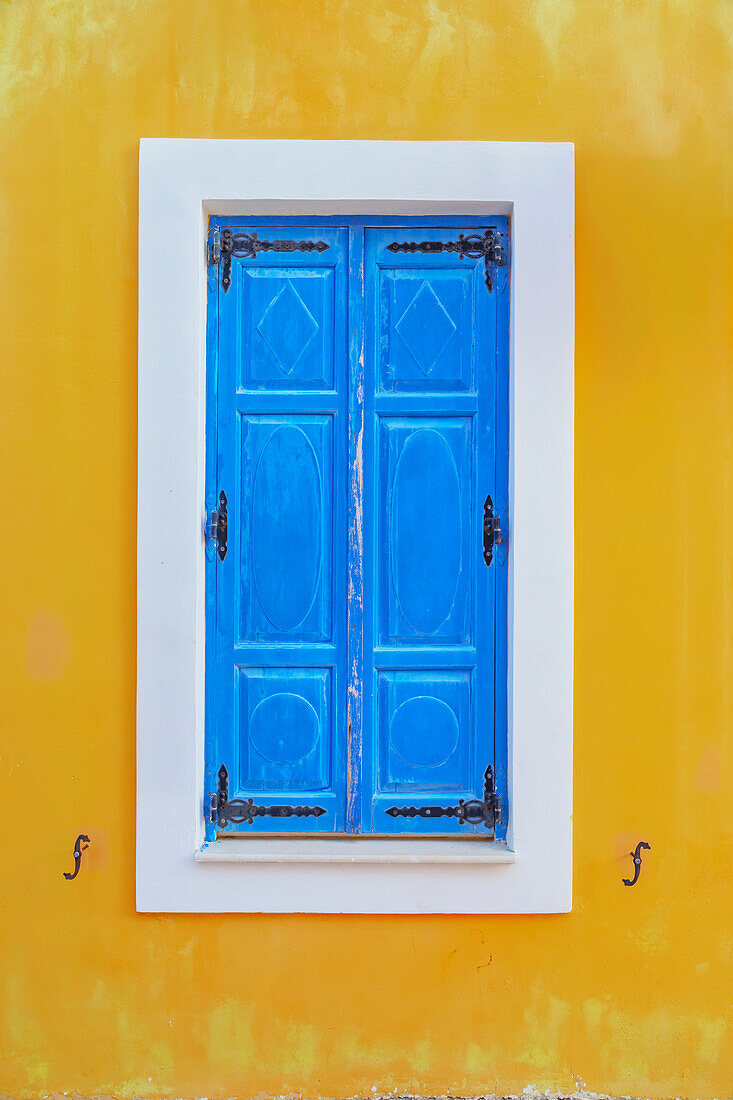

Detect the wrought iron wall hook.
[
  {"left": 63, "top": 834, "right": 90, "bottom": 880},
  {"left": 623, "top": 840, "right": 650, "bottom": 886}
]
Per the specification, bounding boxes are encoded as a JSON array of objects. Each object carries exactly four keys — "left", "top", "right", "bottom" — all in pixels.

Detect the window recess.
[{"left": 204, "top": 216, "right": 510, "bottom": 842}]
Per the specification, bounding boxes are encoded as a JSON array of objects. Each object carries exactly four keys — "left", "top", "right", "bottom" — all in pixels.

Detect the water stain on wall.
[{"left": 25, "top": 611, "right": 71, "bottom": 681}]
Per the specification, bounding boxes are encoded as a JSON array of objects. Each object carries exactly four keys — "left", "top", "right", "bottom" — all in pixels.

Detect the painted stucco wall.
[{"left": 1, "top": 2, "right": 731, "bottom": 1097}]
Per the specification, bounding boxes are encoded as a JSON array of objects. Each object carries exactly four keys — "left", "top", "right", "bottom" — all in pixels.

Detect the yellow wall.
[{"left": 1, "top": 2, "right": 731, "bottom": 1097}]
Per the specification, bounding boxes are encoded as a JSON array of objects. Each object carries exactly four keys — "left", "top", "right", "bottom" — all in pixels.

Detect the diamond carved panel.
[
  {"left": 395, "top": 281, "right": 457, "bottom": 376},
  {"left": 256, "top": 281, "right": 320, "bottom": 376}
]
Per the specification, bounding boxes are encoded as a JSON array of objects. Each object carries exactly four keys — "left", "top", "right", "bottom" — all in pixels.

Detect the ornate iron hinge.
[
  {"left": 386, "top": 229, "right": 507, "bottom": 292},
  {"left": 210, "top": 765, "right": 327, "bottom": 828},
  {"left": 206, "top": 490, "right": 228, "bottom": 561},
  {"left": 483, "top": 493, "right": 503, "bottom": 567},
  {"left": 386, "top": 765, "right": 502, "bottom": 831},
  {"left": 208, "top": 226, "right": 329, "bottom": 292}
]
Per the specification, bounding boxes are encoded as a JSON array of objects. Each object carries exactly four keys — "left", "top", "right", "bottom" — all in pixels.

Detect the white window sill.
[{"left": 196, "top": 838, "right": 517, "bottom": 864}]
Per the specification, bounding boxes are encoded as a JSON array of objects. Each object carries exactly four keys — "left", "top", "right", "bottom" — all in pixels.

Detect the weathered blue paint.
[
  {"left": 492, "top": 242, "right": 511, "bottom": 844},
  {"left": 206, "top": 216, "right": 509, "bottom": 837},
  {"left": 345, "top": 226, "right": 366, "bottom": 833},
  {"left": 362, "top": 226, "right": 503, "bottom": 833},
  {"left": 204, "top": 231, "right": 221, "bottom": 842},
  {"left": 207, "top": 224, "right": 349, "bottom": 834}
]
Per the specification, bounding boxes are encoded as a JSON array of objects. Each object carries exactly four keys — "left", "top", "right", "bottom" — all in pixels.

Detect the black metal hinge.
[
  {"left": 208, "top": 226, "right": 329, "bottom": 292},
  {"left": 483, "top": 493, "right": 503, "bottom": 567},
  {"left": 210, "top": 765, "right": 327, "bottom": 828},
  {"left": 386, "top": 765, "right": 502, "bottom": 831},
  {"left": 206, "top": 491, "right": 228, "bottom": 561},
  {"left": 386, "top": 228, "right": 507, "bottom": 293}
]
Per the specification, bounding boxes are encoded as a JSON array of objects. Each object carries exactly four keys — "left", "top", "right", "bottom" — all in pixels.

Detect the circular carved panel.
[
  {"left": 249, "top": 692, "right": 320, "bottom": 766},
  {"left": 389, "top": 695, "right": 460, "bottom": 769}
]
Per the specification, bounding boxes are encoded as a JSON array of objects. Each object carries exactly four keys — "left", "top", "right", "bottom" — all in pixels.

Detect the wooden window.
[{"left": 205, "top": 216, "right": 510, "bottom": 840}]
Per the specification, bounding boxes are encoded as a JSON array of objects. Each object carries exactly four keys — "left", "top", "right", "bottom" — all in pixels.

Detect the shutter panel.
[
  {"left": 361, "top": 226, "right": 506, "bottom": 834},
  {"left": 206, "top": 218, "right": 509, "bottom": 840},
  {"left": 207, "top": 224, "right": 349, "bottom": 833}
]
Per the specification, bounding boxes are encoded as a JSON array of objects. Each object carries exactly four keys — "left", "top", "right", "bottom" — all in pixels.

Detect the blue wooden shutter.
[
  {"left": 206, "top": 218, "right": 509, "bottom": 840},
  {"left": 360, "top": 225, "right": 508, "bottom": 835},
  {"left": 206, "top": 224, "right": 349, "bottom": 834}
]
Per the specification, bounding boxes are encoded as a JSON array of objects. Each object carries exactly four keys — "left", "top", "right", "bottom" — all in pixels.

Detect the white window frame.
[{"left": 137, "top": 140, "right": 574, "bottom": 913}]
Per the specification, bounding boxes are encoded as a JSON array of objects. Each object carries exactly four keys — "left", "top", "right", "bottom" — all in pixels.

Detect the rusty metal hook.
[
  {"left": 63, "top": 834, "right": 90, "bottom": 880},
  {"left": 623, "top": 840, "right": 650, "bottom": 886}
]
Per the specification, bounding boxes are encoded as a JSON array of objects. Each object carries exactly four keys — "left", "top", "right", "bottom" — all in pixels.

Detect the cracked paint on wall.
[{"left": 0, "top": 1, "right": 731, "bottom": 1098}]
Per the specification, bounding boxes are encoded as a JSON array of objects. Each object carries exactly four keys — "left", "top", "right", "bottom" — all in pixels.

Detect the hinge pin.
[
  {"left": 483, "top": 494, "right": 503, "bottom": 567},
  {"left": 206, "top": 491, "right": 228, "bottom": 560},
  {"left": 209, "top": 225, "right": 221, "bottom": 266}
]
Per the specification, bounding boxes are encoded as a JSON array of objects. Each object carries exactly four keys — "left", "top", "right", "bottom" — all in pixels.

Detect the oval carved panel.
[
  {"left": 252, "top": 425, "right": 322, "bottom": 631},
  {"left": 389, "top": 695, "right": 460, "bottom": 769},
  {"left": 249, "top": 692, "right": 319, "bottom": 766},
  {"left": 390, "top": 429, "right": 461, "bottom": 635}
]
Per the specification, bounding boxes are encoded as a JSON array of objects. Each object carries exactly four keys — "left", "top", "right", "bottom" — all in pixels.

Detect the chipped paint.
[{"left": 346, "top": 344, "right": 365, "bottom": 827}]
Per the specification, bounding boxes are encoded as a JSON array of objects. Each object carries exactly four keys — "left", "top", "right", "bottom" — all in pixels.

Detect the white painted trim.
[
  {"left": 137, "top": 140, "right": 574, "bottom": 913},
  {"left": 195, "top": 839, "right": 516, "bottom": 865}
]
